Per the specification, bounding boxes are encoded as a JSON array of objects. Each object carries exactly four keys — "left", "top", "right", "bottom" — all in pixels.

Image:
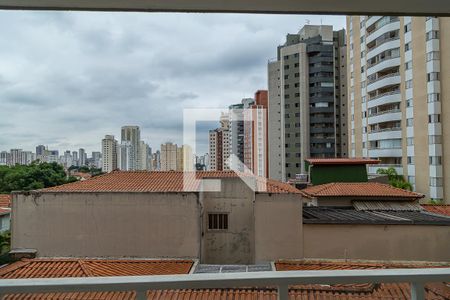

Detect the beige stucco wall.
[
  {"left": 304, "top": 224, "right": 450, "bottom": 261},
  {"left": 12, "top": 192, "right": 201, "bottom": 258},
  {"left": 200, "top": 178, "right": 255, "bottom": 264},
  {"left": 254, "top": 193, "right": 303, "bottom": 263}
]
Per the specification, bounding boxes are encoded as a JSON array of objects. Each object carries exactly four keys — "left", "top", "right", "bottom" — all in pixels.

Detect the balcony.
[
  {"left": 368, "top": 164, "right": 404, "bottom": 175},
  {"left": 1, "top": 268, "right": 448, "bottom": 300},
  {"left": 367, "top": 72, "right": 400, "bottom": 92},
  {"left": 368, "top": 109, "right": 402, "bottom": 125},
  {"left": 367, "top": 56, "right": 401, "bottom": 76}
]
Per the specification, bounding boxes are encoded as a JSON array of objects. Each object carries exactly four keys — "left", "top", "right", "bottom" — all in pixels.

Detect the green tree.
[
  {"left": 0, "top": 162, "right": 78, "bottom": 193},
  {"left": 376, "top": 167, "right": 413, "bottom": 191}
]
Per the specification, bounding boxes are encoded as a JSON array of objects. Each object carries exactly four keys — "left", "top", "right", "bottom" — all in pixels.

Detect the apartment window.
[
  {"left": 361, "top": 50, "right": 365, "bottom": 58},
  {"left": 406, "top": 118, "right": 414, "bottom": 127},
  {"left": 295, "top": 153, "right": 301, "bottom": 158},
  {"left": 284, "top": 65, "right": 289, "bottom": 70},
  {"left": 295, "top": 143, "right": 301, "bottom": 147},
  {"left": 295, "top": 123, "right": 300, "bottom": 128},
  {"left": 427, "top": 93, "right": 440, "bottom": 103},
  {"left": 428, "top": 114, "right": 441, "bottom": 123},
  {"left": 285, "top": 94, "right": 290, "bottom": 99},
  {"left": 362, "top": 142, "right": 366, "bottom": 148},
  {"left": 428, "top": 135, "right": 442, "bottom": 144},
  {"left": 407, "top": 137, "right": 414, "bottom": 146},
  {"left": 406, "top": 98, "right": 413, "bottom": 107},
  {"left": 361, "top": 66, "right": 365, "bottom": 73},
  {"left": 284, "top": 55, "right": 289, "bottom": 60},
  {"left": 295, "top": 112, "right": 300, "bottom": 117},
  {"left": 284, "top": 75, "right": 289, "bottom": 79},
  {"left": 294, "top": 83, "right": 299, "bottom": 88},
  {"left": 426, "top": 51, "right": 440, "bottom": 62},
  {"left": 285, "top": 124, "right": 290, "bottom": 128},
  {"left": 295, "top": 133, "right": 300, "bottom": 137},
  {"left": 294, "top": 73, "right": 299, "bottom": 78},
  {"left": 284, "top": 84, "right": 290, "bottom": 89},
  {"left": 429, "top": 156, "right": 442, "bottom": 165},
  {"left": 294, "top": 63, "right": 299, "bottom": 67},
  {"left": 285, "top": 133, "right": 290, "bottom": 138},
  {"left": 407, "top": 156, "right": 414, "bottom": 164},
  {"left": 285, "top": 153, "right": 290, "bottom": 158},
  {"left": 405, "top": 61, "right": 412, "bottom": 70},
  {"left": 362, "top": 96, "right": 366, "bottom": 103},
  {"left": 294, "top": 53, "right": 299, "bottom": 58},
  {"left": 208, "top": 213, "right": 228, "bottom": 230},
  {"left": 285, "top": 104, "right": 290, "bottom": 108},
  {"left": 429, "top": 177, "right": 443, "bottom": 187},
  {"left": 426, "top": 30, "right": 439, "bottom": 41},
  {"left": 295, "top": 92, "right": 300, "bottom": 97},
  {"left": 404, "top": 23, "right": 411, "bottom": 33},
  {"left": 408, "top": 176, "right": 415, "bottom": 184},
  {"left": 405, "top": 42, "right": 411, "bottom": 52},
  {"left": 427, "top": 72, "right": 440, "bottom": 82},
  {"left": 360, "top": 36, "right": 365, "bottom": 43},
  {"left": 363, "top": 126, "right": 367, "bottom": 133},
  {"left": 285, "top": 113, "right": 290, "bottom": 118},
  {"left": 405, "top": 79, "right": 413, "bottom": 89}
]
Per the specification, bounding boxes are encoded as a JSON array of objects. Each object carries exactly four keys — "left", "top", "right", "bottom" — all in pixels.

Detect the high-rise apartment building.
[
  {"left": 101, "top": 135, "right": 118, "bottom": 173},
  {"left": 152, "top": 150, "right": 161, "bottom": 171},
  {"left": 244, "top": 90, "right": 269, "bottom": 177},
  {"left": 121, "top": 126, "right": 141, "bottom": 171},
  {"left": 79, "top": 148, "right": 86, "bottom": 166},
  {"left": 229, "top": 98, "right": 254, "bottom": 171},
  {"left": 0, "top": 151, "right": 10, "bottom": 166},
  {"left": 36, "top": 145, "right": 46, "bottom": 160},
  {"left": 268, "top": 25, "right": 348, "bottom": 181},
  {"left": 118, "top": 141, "right": 133, "bottom": 171},
  {"left": 208, "top": 113, "right": 230, "bottom": 171},
  {"left": 160, "top": 142, "right": 177, "bottom": 171},
  {"left": 137, "top": 141, "right": 153, "bottom": 171},
  {"left": 347, "top": 16, "right": 449, "bottom": 201},
  {"left": 10, "top": 149, "right": 23, "bottom": 166}
]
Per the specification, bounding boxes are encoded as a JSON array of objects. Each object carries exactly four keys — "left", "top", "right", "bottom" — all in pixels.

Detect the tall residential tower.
[
  {"left": 347, "top": 16, "right": 450, "bottom": 201},
  {"left": 268, "top": 25, "right": 348, "bottom": 181}
]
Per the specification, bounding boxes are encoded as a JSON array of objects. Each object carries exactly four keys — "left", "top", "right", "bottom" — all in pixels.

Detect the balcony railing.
[
  {"left": 367, "top": 54, "right": 400, "bottom": 69},
  {"left": 1, "top": 268, "right": 449, "bottom": 300},
  {"left": 368, "top": 108, "right": 401, "bottom": 117},
  {"left": 367, "top": 36, "right": 400, "bottom": 54},
  {"left": 368, "top": 89, "right": 400, "bottom": 101},
  {"left": 369, "top": 126, "right": 402, "bottom": 133},
  {"left": 367, "top": 72, "right": 400, "bottom": 85}
]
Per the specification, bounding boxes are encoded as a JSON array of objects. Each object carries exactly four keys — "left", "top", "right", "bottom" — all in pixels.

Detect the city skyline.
[{"left": 0, "top": 11, "right": 345, "bottom": 154}]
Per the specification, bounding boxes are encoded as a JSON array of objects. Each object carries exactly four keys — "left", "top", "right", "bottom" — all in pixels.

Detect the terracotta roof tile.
[
  {"left": 301, "top": 182, "right": 423, "bottom": 199},
  {"left": 422, "top": 205, "right": 450, "bottom": 217},
  {"left": 275, "top": 260, "right": 450, "bottom": 299},
  {"left": 0, "top": 194, "right": 11, "bottom": 208},
  {"left": 1, "top": 259, "right": 449, "bottom": 299},
  {"left": 39, "top": 171, "right": 301, "bottom": 194},
  {"left": 305, "top": 158, "right": 381, "bottom": 165}
]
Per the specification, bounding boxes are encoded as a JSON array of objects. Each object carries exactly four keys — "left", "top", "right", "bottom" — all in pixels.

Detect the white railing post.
[
  {"left": 135, "top": 290, "right": 147, "bottom": 300},
  {"left": 277, "top": 284, "right": 289, "bottom": 300},
  {"left": 411, "top": 282, "right": 425, "bottom": 300}
]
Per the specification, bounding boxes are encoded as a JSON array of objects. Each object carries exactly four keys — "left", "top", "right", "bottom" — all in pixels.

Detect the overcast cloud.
[{"left": 0, "top": 11, "right": 345, "bottom": 154}]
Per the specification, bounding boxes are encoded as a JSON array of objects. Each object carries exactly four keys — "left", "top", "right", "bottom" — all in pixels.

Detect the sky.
[{"left": 0, "top": 11, "right": 345, "bottom": 155}]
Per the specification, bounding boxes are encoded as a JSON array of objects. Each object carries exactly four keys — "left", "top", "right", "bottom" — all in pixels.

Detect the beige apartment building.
[
  {"left": 160, "top": 142, "right": 178, "bottom": 171},
  {"left": 347, "top": 16, "right": 450, "bottom": 201}
]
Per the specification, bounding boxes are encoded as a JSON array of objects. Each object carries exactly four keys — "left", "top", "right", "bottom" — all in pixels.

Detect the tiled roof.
[
  {"left": 1, "top": 259, "right": 449, "bottom": 300},
  {"left": 0, "top": 194, "right": 11, "bottom": 208},
  {"left": 422, "top": 205, "right": 450, "bottom": 217},
  {"left": 303, "top": 207, "right": 450, "bottom": 225},
  {"left": 301, "top": 182, "right": 423, "bottom": 199},
  {"left": 274, "top": 260, "right": 450, "bottom": 299},
  {"left": 305, "top": 158, "right": 381, "bottom": 165},
  {"left": 39, "top": 171, "right": 301, "bottom": 194},
  {"left": 0, "top": 258, "right": 194, "bottom": 278}
]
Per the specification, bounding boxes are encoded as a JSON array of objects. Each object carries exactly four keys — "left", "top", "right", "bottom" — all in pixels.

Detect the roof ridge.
[{"left": 77, "top": 260, "right": 94, "bottom": 277}]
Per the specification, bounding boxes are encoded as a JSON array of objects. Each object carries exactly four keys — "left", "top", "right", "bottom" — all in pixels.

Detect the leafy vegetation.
[
  {"left": 376, "top": 167, "right": 413, "bottom": 191},
  {"left": 0, "top": 162, "right": 78, "bottom": 193},
  {"left": 68, "top": 165, "right": 103, "bottom": 176}
]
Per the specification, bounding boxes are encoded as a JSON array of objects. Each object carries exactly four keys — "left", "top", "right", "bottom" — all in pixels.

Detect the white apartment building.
[
  {"left": 101, "top": 135, "right": 118, "bottom": 173},
  {"left": 121, "top": 126, "right": 140, "bottom": 171},
  {"left": 347, "top": 16, "right": 450, "bottom": 201}
]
